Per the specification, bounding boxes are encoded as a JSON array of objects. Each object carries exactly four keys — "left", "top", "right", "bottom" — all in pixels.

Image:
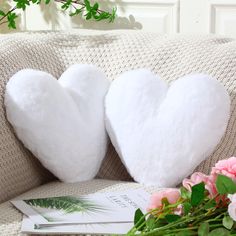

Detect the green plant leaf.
[
  {"left": 61, "top": 0, "right": 72, "bottom": 10},
  {"left": 165, "top": 214, "right": 181, "bottom": 223},
  {"left": 85, "top": 12, "right": 92, "bottom": 20},
  {"left": 161, "top": 197, "right": 170, "bottom": 207},
  {"left": 92, "top": 2, "right": 99, "bottom": 11},
  {"left": 198, "top": 222, "right": 209, "bottom": 236},
  {"left": 7, "top": 13, "right": 17, "bottom": 29},
  {"left": 204, "top": 199, "right": 216, "bottom": 209},
  {"left": 146, "top": 216, "right": 157, "bottom": 230},
  {"left": 13, "top": 0, "right": 30, "bottom": 10},
  {"left": 180, "top": 187, "right": 191, "bottom": 199},
  {"left": 216, "top": 175, "right": 236, "bottom": 195},
  {"left": 223, "top": 216, "right": 234, "bottom": 230},
  {"left": 191, "top": 182, "right": 205, "bottom": 207},
  {"left": 134, "top": 208, "right": 146, "bottom": 231},
  {"left": 94, "top": 11, "right": 109, "bottom": 21},
  {"left": 84, "top": 0, "right": 91, "bottom": 11},
  {"left": 0, "top": 10, "right": 5, "bottom": 16},
  {"left": 176, "top": 230, "right": 193, "bottom": 236},
  {"left": 183, "top": 202, "right": 191, "bottom": 215},
  {"left": 109, "top": 7, "right": 117, "bottom": 22},
  {"left": 208, "top": 228, "right": 230, "bottom": 236}
]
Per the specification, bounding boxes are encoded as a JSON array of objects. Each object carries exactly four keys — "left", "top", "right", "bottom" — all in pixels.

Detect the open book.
[{"left": 12, "top": 189, "right": 150, "bottom": 234}]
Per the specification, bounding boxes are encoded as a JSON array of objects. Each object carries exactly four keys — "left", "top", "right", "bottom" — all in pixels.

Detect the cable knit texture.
[{"left": 0, "top": 32, "right": 236, "bottom": 211}]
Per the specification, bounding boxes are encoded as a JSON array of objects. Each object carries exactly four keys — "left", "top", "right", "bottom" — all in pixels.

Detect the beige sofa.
[{"left": 0, "top": 30, "right": 236, "bottom": 236}]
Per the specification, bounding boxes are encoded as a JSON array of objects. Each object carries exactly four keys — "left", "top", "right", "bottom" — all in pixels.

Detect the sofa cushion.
[
  {"left": 0, "top": 179, "right": 160, "bottom": 236},
  {"left": 0, "top": 31, "right": 236, "bottom": 203}
]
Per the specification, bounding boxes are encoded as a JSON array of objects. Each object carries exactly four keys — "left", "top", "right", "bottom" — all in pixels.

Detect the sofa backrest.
[{"left": 0, "top": 31, "right": 236, "bottom": 203}]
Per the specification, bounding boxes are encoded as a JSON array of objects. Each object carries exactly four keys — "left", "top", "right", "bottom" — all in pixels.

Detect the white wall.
[{"left": 1, "top": 0, "right": 236, "bottom": 37}]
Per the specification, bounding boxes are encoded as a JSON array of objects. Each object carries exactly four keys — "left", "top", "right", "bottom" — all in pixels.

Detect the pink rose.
[
  {"left": 228, "top": 194, "right": 236, "bottom": 202},
  {"left": 211, "top": 157, "right": 236, "bottom": 182},
  {"left": 183, "top": 172, "right": 217, "bottom": 197},
  {"left": 228, "top": 193, "right": 236, "bottom": 221},
  {"left": 173, "top": 205, "right": 183, "bottom": 216},
  {"left": 147, "top": 189, "right": 180, "bottom": 212},
  {"left": 228, "top": 202, "right": 236, "bottom": 221}
]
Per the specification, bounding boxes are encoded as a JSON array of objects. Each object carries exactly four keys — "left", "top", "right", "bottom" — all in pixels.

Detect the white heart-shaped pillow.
[
  {"left": 5, "top": 64, "right": 110, "bottom": 183},
  {"left": 105, "top": 70, "right": 230, "bottom": 187}
]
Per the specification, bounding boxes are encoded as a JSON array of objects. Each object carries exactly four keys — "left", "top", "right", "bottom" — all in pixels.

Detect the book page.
[{"left": 12, "top": 189, "right": 150, "bottom": 226}]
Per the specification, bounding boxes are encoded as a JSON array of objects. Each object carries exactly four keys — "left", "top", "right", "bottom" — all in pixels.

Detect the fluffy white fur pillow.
[
  {"left": 105, "top": 70, "right": 230, "bottom": 187},
  {"left": 5, "top": 64, "right": 110, "bottom": 183}
]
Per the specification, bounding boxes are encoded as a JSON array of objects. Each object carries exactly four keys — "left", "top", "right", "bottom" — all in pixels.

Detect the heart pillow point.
[{"left": 106, "top": 71, "right": 230, "bottom": 187}]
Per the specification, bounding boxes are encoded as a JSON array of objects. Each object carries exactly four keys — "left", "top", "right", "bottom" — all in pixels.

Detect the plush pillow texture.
[
  {"left": 5, "top": 64, "right": 110, "bottom": 183},
  {"left": 105, "top": 69, "right": 230, "bottom": 187}
]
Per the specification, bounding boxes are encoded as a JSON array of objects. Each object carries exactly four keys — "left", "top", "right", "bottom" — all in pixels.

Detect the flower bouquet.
[{"left": 127, "top": 157, "right": 236, "bottom": 236}]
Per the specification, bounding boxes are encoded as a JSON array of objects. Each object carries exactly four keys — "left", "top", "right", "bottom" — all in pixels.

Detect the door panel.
[{"left": 210, "top": 0, "right": 236, "bottom": 37}]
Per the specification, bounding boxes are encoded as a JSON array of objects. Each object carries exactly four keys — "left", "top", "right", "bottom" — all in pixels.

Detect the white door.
[{"left": 1, "top": 0, "right": 236, "bottom": 37}]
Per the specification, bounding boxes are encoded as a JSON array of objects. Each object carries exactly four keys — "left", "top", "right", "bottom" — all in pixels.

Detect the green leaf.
[
  {"left": 61, "top": 0, "right": 72, "bottom": 10},
  {"left": 92, "top": 2, "right": 99, "bottom": 11},
  {"left": 180, "top": 187, "right": 191, "bottom": 199},
  {"left": 223, "top": 216, "right": 234, "bottom": 230},
  {"left": 13, "top": 0, "right": 30, "bottom": 10},
  {"left": 204, "top": 199, "right": 216, "bottom": 209},
  {"left": 183, "top": 202, "right": 192, "bottom": 215},
  {"left": 134, "top": 208, "right": 145, "bottom": 230},
  {"left": 7, "top": 13, "right": 17, "bottom": 29},
  {"left": 161, "top": 197, "right": 170, "bottom": 207},
  {"left": 0, "top": 10, "right": 5, "bottom": 16},
  {"left": 44, "top": 0, "right": 50, "bottom": 4},
  {"left": 191, "top": 182, "right": 205, "bottom": 207},
  {"left": 198, "top": 222, "right": 209, "bottom": 236},
  {"left": 165, "top": 214, "right": 181, "bottom": 223},
  {"left": 150, "top": 218, "right": 166, "bottom": 228},
  {"left": 94, "top": 12, "right": 109, "bottom": 21},
  {"left": 84, "top": 0, "right": 91, "bottom": 11},
  {"left": 176, "top": 230, "right": 193, "bottom": 236},
  {"left": 109, "top": 7, "right": 117, "bottom": 22},
  {"left": 208, "top": 228, "right": 230, "bottom": 236},
  {"left": 146, "top": 216, "right": 157, "bottom": 230},
  {"left": 216, "top": 175, "right": 236, "bottom": 195},
  {"left": 85, "top": 12, "right": 92, "bottom": 20}
]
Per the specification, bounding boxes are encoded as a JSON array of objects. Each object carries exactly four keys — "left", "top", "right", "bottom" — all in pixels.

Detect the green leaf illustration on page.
[{"left": 24, "top": 196, "right": 106, "bottom": 215}]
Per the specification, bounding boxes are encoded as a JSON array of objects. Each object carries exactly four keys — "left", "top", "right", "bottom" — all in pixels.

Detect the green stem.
[
  {"left": 135, "top": 223, "right": 228, "bottom": 236},
  {"left": 0, "top": 20, "right": 8, "bottom": 26},
  {"left": 0, "top": 6, "right": 16, "bottom": 22},
  {"left": 128, "top": 200, "right": 186, "bottom": 234},
  {"left": 128, "top": 193, "right": 227, "bottom": 236},
  {"left": 129, "top": 206, "right": 227, "bottom": 236}
]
